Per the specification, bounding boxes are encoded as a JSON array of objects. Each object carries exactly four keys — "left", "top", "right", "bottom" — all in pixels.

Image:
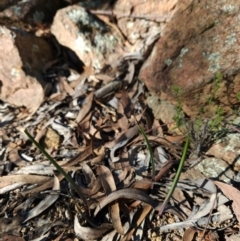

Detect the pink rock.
[
  {"left": 139, "top": 0, "right": 240, "bottom": 117},
  {"left": 114, "top": 0, "right": 177, "bottom": 45},
  {"left": 206, "top": 133, "right": 240, "bottom": 169},
  {"left": 51, "top": 5, "right": 123, "bottom": 69},
  {"left": 114, "top": 0, "right": 177, "bottom": 22},
  {"left": 0, "top": 26, "right": 53, "bottom": 113}
]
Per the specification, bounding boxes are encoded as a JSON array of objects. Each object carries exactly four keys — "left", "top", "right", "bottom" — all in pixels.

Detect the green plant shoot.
[
  {"left": 138, "top": 125, "right": 155, "bottom": 181},
  {"left": 158, "top": 134, "right": 190, "bottom": 215},
  {"left": 24, "top": 130, "right": 101, "bottom": 227},
  {"left": 24, "top": 130, "right": 87, "bottom": 204}
]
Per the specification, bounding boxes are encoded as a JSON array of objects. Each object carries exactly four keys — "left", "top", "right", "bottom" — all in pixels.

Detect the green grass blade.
[
  {"left": 138, "top": 125, "right": 155, "bottom": 181},
  {"left": 158, "top": 135, "right": 190, "bottom": 215},
  {"left": 24, "top": 130, "right": 86, "bottom": 204},
  {"left": 24, "top": 131, "right": 107, "bottom": 227}
]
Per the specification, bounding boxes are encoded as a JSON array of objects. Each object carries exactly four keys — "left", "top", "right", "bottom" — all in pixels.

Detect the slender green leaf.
[
  {"left": 24, "top": 130, "right": 86, "bottom": 203},
  {"left": 24, "top": 130, "right": 98, "bottom": 227},
  {"left": 137, "top": 125, "right": 155, "bottom": 181},
  {"left": 158, "top": 135, "right": 190, "bottom": 215}
]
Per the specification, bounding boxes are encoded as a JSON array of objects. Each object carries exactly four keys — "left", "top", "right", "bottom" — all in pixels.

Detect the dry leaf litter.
[{"left": 0, "top": 1, "right": 240, "bottom": 241}]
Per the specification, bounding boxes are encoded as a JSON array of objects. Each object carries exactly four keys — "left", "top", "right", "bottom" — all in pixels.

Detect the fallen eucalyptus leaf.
[
  {"left": 15, "top": 164, "right": 55, "bottom": 175},
  {"left": 122, "top": 204, "right": 152, "bottom": 241},
  {"left": 81, "top": 163, "right": 96, "bottom": 189},
  {"left": 76, "top": 92, "right": 94, "bottom": 123},
  {"left": 105, "top": 125, "right": 138, "bottom": 162},
  {"left": 215, "top": 181, "right": 240, "bottom": 223},
  {"left": 94, "top": 81, "right": 121, "bottom": 99},
  {"left": 23, "top": 175, "right": 60, "bottom": 223},
  {"left": 74, "top": 215, "right": 112, "bottom": 240},
  {"left": 96, "top": 165, "right": 124, "bottom": 235},
  {"left": 78, "top": 176, "right": 102, "bottom": 196},
  {"left": 158, "top": 192, "right": 230, "bottom": 232},
  {"left": 0, "top": 182, "right": 25, "bottom": 194},
  {"left": 94, "top": 188, "right": 160, "bottom": 216}
]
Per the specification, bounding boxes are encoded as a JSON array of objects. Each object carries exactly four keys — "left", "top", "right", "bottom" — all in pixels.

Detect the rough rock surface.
[
  {"left": 207, "top": 132, "right": 240, "bottom": 170},
  {"left": 181, "top": 157, "right": 234, "bottom": 183},
  {"left": 0, "top": 0, "right": 60, "bottom": 25},
  {"left": 0, "top": 26, "right": 53, "bottom": 112},
  {"left": 114, "top": 0, "right": 177, "bottom": 45},
  {"left": 139, "top": 0, "right": 240, "bottom": 117},
  {"left": 51, "top": 5, "right": 124, "bottom": 69},
  {"left": 146, "top": 93, "right": 183, "bottom": 133}
]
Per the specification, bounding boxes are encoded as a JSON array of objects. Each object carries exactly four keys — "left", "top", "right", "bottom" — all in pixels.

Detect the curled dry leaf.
[
  {"left": 70, "top": 61, "right": 93, "bottom": 90},
  {"left": 158, "top": 192, "right": 230, "bottom": 232},
  {"left": 187, "top": 182, "right": 217, "bottom": 221},
  {"left": 21, "top": 174, "right": 64, "bottom": 196},
  {"left": 94, "top": 81, "right": 122, "bottom": 99},
  {"left": 23, "top": 175, "right": 60, "bottom": 223},
  {"left": 62, "top": 146, "right": 92, "bottom": 167},
  {"left": 0, "top": 183, "right": 25, "bottom": 194},
  {"left": 58, "top": 76, "right": 74, "bottom": 95},
  {"left": 81, "top": 163, "right": 96, "bottom": 188},
  {"left": 94, "top": 188, "right": 161, "bottom": 216},
  {"left": 76, "top": 92, "right": 94, "bottom": 123},
  {"left": 94, "top": 73, "right": 114, "bottom": 84},
  {"left": 122, "top": 204, "right": 152, "bottom": 241},
  {"left": 78, "top": 176, "right": 102, "bottom": 196},
  {"left": 105, "top": 125, "right": 139, "bottom": 162},
  {"left": 214, "top": 181, "right": 240, "bottom": 223},
  {"left": 0, "top": 175, "right": 52, "bottom": 194},
  {"left": 96, "top": 165, "right": 124, "bottom": 234},
  {"left": 74, "top": 215, "right": 112, "bottom": 240},
  {"left": 124, "top": 62, "right": 135, "bottom": 85},
  {"left": 116, "top": 102, "right": 129, "bottom": 132},
  {"left": 183, "top": 228, "right": 197, "bottom": 241},
  {"left": 14, "top": 164, "right": 55, "bottom": 175},
  {"left": 0, "top": 174, "right": 51, "bottom": 184}
]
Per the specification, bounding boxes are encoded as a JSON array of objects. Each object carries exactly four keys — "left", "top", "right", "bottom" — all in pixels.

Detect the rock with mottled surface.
[
  {"left": 0, "top": 0, "right": 60, "bottom": 25},
  {"left": 0, "top": 26, "right": 53, "bottom": 112},
  {"left": 51, "top": 5, "right": 124, "bottom": 69},
  {"left": 146, "top": 93, "right": 183, "bottom": 133},
  {"left": 207, "top": 133, "right": 240, "bottom": 171},
  {"left": 181, "top": 157, "right": 234, "bottom": 183},
  {"left": 114, "top": 0, "right": 177, "bottom": 45},
  {"left": 139, "top": 0, "right": 240, "bottom": 117},
  {"left": 197, "top": 157, "right": 234, "bottom": 183}
]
